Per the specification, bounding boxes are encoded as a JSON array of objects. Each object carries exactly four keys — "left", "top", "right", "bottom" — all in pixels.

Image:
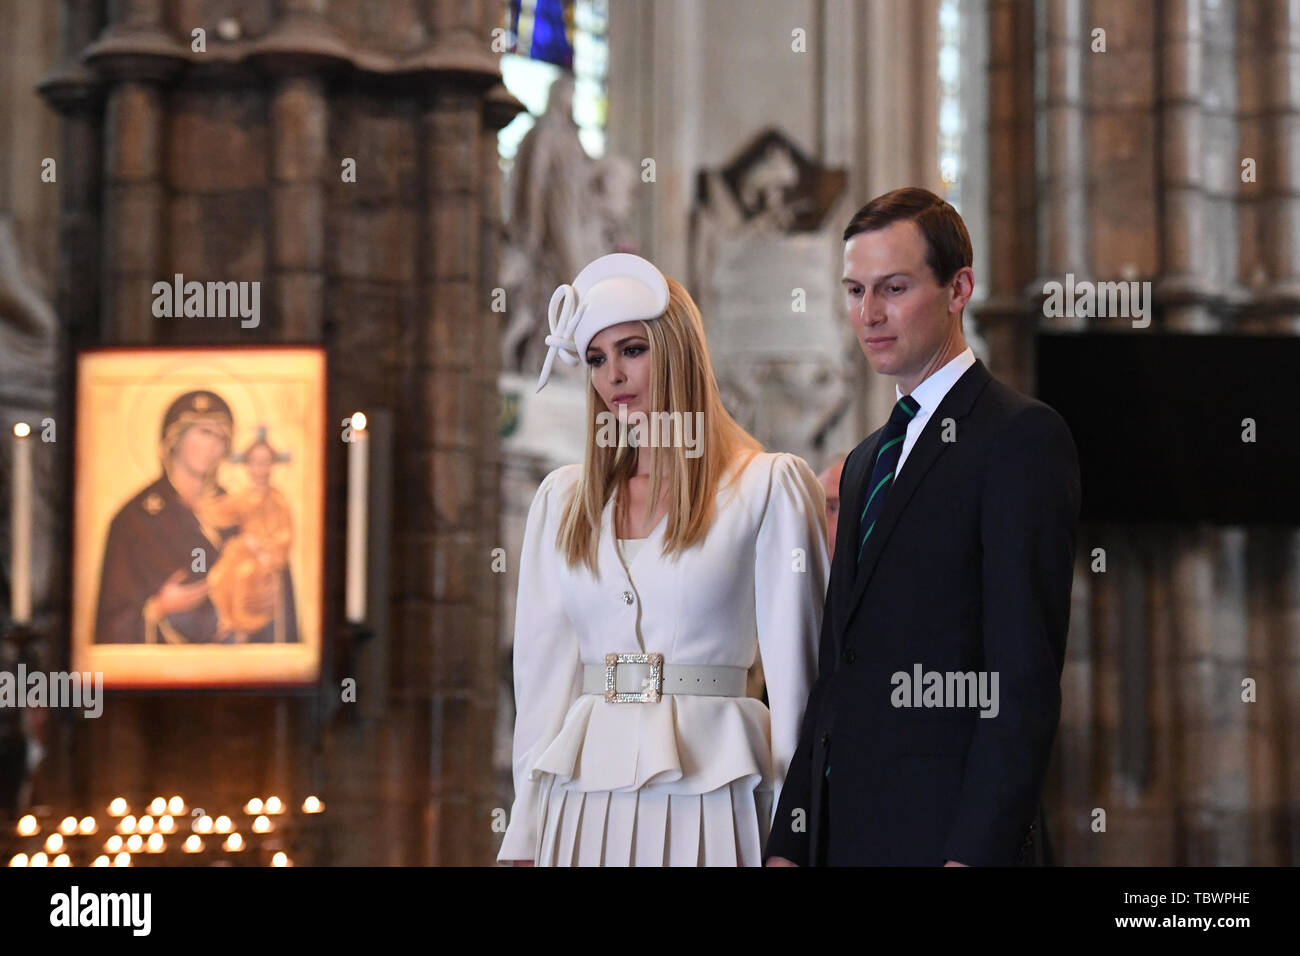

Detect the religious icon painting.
[{"left": 71, "top": 347, "right": 326, "bottom": 688}]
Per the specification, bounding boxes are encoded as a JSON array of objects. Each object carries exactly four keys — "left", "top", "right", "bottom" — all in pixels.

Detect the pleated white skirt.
[{"left": 533, "top": 773, "right": 774, "bottom": 866}]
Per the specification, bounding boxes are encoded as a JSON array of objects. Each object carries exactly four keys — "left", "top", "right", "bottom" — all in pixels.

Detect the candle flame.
[
  {"left": 351, "top": 412, "right": 367, "bottom": 431},
  {"left": 13, "top": 422, "right": 30, "bottom": 438}
]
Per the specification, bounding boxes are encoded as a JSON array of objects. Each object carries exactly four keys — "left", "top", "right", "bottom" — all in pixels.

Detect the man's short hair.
[{"left": 843, "top": 187, "right": 973, "bottom": 286}]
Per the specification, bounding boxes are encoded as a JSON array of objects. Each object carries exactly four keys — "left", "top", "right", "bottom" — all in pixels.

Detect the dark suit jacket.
[{"left": 765, "top": 358, "right": 1080, "bottom": 866}]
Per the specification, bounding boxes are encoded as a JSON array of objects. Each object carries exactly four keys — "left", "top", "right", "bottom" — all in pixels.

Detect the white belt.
[{"left": 582, "top": 653, "right": 749, "bottom": 703}]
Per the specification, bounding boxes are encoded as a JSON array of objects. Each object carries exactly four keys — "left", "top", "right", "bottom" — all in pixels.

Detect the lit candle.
[
  {"left": 108, "top": 798, "right": 127, "bottom": 817},
  {"left": 43, "top": 834, "right": 63, "bottom": 853},
  {"left": 345, "top": 411, "right": 369, "bottom": 623},
  {"left": 59, "top": 817, "right": 77, "bottom": 835},
  {"left": 244, "top": 798, "right": 264, "bottom": 815},
  {"left": 252, "top": 815, "right": 272, "bottom": 833},
  {"left": 78, "top": 816, "right": 97, "bottom": 835},
  {"left": 223, "top": 833, "right": 244, "bottom": 852},
  {"left": 16, "top": 815, "right": 38, "bottom": 836},
  {"left": 10, "top": 423, "right": 31, "bottom": 624},
  {"left": 270, "top": 851, "right": 291, "bottom": 867},
  {"left": 264, "top": 796, "right": 283, "bottom": 815},
  {"left": 183, "top": 835, "right": 203, "bottom": 853},
  {"left": 302, "top": 795, "right": 323, "bottom": 813},
  {"left": 92, "top": 855, "right": 110, "bottom": 867}
]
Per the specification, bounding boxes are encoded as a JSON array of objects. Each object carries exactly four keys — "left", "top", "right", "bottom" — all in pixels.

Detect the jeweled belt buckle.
[{"left": 604, "top": 652, "right": 663, "bottom": 703}]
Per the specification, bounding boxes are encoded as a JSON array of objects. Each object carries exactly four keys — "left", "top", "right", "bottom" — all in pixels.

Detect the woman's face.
[
  {"left": 175, "top": 422, "right": 228, "bottom": 478},
  {"left": 586, "top": 321, "right": 652, "bottom": 420}
]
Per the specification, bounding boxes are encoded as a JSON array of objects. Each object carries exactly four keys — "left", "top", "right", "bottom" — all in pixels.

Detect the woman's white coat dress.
[{"left": 497, "top": 451, "right": 829, "bottom": 865}]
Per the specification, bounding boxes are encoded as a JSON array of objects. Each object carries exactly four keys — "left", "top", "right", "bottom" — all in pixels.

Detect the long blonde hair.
[{"left": 556, "top": 276, "right": 762, "bottom": 573}]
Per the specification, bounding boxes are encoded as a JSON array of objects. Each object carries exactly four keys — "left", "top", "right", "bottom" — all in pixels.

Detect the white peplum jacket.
[{"left": 497, "top": 451, "right": 830, "bottom": 865}]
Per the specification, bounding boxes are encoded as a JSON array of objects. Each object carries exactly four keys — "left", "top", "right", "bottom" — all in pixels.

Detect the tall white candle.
[
  {"left": 11, "top": 422, "right": 32, "bottom": 624},
  {"left": 345, "top": 412, "right": 369, "bottom": 623}
]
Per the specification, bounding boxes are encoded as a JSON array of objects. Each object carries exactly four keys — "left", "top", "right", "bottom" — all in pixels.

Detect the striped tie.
[{"left": 857, "top": 394, "right": 920, "bottom": 565}]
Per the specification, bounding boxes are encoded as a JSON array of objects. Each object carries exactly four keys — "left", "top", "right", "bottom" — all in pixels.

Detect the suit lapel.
[{"left": 837, "top": 360, "right": 993, "bottom": 647}]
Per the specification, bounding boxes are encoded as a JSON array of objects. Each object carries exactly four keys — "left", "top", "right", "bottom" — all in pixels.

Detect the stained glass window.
[{"left": 498, "top": 0, "right": 609, "bottom": 165}]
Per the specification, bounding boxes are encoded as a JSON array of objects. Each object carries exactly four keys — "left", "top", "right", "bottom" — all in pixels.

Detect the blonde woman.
[{"left": 497, "top": 253, "right": 829, "bottom": 866}]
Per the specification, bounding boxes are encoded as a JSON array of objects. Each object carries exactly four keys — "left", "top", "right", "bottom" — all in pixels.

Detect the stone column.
[
  {"left": 1035, "top": 0, "right": 1088, "bottom": 330},
  {"left": 269, "top": 74, "right": 327, "bottom": 340},
  {"left": 417, "top": 83, "right": 489, "bottom": 865},
  {"left": 1262, "top": 0, "right": 1300, "bottom": 327},
  {"left": 978, "top": 0, "right": 1036, "bottom": 392},
  {"left": 1054, "top": 543, "right": 1095, "bottom": 863},
  {"left": 1155, "top": 0, "right": 1215, "bottom": 330},
  {"left": 83, "top": 0, "right": 186, "bottom": 344}
]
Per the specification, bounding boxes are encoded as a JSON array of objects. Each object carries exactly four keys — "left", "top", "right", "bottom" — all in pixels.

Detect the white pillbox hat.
[{"left": 535, "top": 252, "right": 670, "bottom": 392}]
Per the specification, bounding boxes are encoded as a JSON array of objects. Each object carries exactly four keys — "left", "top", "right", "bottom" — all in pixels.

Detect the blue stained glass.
[{"left": 511, "top": 0, "right": 575, "bottom": 70}]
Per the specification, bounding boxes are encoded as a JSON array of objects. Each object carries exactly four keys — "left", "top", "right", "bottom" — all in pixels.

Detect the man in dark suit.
[{"left": 765, "top": 187, "right": 1080, "bottom": 866}]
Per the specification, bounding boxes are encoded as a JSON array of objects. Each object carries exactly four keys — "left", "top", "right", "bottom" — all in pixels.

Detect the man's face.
[
  {"left": 818, "top": 458, "right": 844, "bottom": 557},
  {"left": 176, "top": 422, "right": 228, "bottom": 477},
  {"left": 587, "top": 320, "right": 652, "bottom": 421},
  {"left": 842, "top": 220, "right": 967, "bottom": 391}
]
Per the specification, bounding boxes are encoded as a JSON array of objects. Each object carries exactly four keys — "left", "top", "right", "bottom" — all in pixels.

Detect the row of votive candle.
[{"left": 9, "top": 795, "right": 323, "bottom": 866}]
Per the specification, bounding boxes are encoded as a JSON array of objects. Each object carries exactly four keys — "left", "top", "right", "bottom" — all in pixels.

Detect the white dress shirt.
[{"left": 894, "top": 346, "right": 976, "bottom": 476}]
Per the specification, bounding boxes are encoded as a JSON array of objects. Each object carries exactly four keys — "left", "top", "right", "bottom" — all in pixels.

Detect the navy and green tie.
[{"left": 857, "top": 394, "right": 920, "bottom": 565}]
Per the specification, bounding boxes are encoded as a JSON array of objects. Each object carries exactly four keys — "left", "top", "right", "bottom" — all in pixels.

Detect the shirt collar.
[{"left": 895, "top": 346, "right": 976, "bottom": 412}]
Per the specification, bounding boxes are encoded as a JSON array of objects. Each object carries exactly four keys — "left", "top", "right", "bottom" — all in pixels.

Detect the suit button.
[
  {"left": 619, "top": 590, "right": 634, "bottom": 605},
  {"left": 820, "top": 733, "right": 829, "bottom": 747},
  {"left": 842, "top": 648, "right": 855, "bottom": 664}
]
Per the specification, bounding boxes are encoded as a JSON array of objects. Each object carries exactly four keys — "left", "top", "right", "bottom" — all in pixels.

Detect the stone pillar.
[
  {"left": 100, "top": 81, "right": 164, "bottom": 343},
  {"left": 1035, "top": 0, "right": 1088, "bottom": 330},
  {"left": 978, "top": 0, "right": 1037, "bottom": 392},
  {"left": 1054, "top": 542, "right": 1095, "bottom": 863},
  {"left": 39, "top": 3, "right": 105, "bottom": 348},
  {"left": 1262, "top": 0, "right": 1300, "bottom": 326},
  {"left": 1155, "top": 0, "right": 1215, "bottom": 330},
  {"left": 419, "top": 84, "right": 488, "bottom": 866},
  {"left": 269, "top": 74, "right": 327, "bottom": 340},
  {"left": 83, "top": 0, "right": 186, "bottom": 344}
]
